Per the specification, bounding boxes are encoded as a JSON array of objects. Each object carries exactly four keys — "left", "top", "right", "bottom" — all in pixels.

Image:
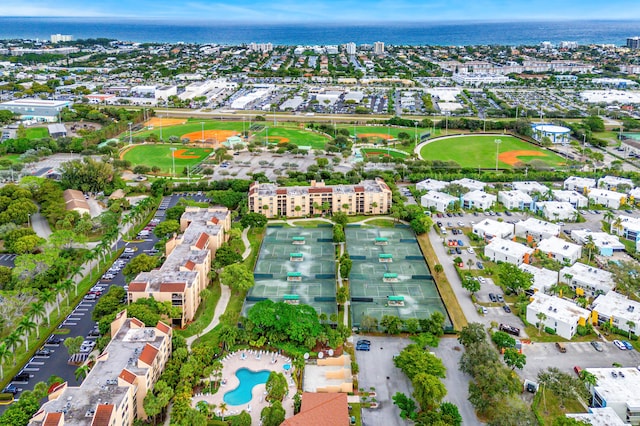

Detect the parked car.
[
  {"left": 357, "top": 340, "right": 371, "bottom": 345},
  {"left": 613, "top": 340, "right": 627, "bottom": 350},
  {"left": 2, "top": 384, "right": 17, "bottom": 395},
  {"left": 457, "top": 240, "right": 464, "bottom": 247},
  {"left": 480, "top": 306, "right": 488, "bottom": 315},
  {"left": 555, "top": 342, "right": 567, "bottom": 353},
  {"left": 46, "top": 335, "right": 62, "bottom": 345},
  {"left": 477, "top": 262, "right": 484, "bottom": 270},
  {"left": 12, "top": 372, "right": 29, "bottom": 383},
  {"left": 124, "top": 247, "right": 136, "bottom": 254},
  {"left": 80, "top": 340, "right": 96, "bottom": 353},
  {"left": 502, "top": 304, "right": 511, "bottom": 313},
  {"left": 35, "top": 349, "right": 51, "bottom": 357},
  {"left": 622, "top": 340, "right": 634, "bottom": 350},
  {"left": 467, "top": 247, "right": 475, "bottom": 254},
  {"left": 590, "top": 341, "right": 604, "bottom": 352},
  {"left": 355, "top": 342, "right": 370, "bottom": 351},
  {"left": 478, "top": 277, "right": 486, "bottom": 284},
  {"left": 455, "top": 247, "right": 462, "bottom": 254},
  {"left": 499, "top": 324, "right": 520, "bottom": 336},
  {"left": 489, "top": 293, "right": 497, "bottom": 302},
  {"left": 496, "top": 294, "right": 504, "bottom": 303},
  {"left": 574, "top": 366, "right": 582, "bottom": 376}
]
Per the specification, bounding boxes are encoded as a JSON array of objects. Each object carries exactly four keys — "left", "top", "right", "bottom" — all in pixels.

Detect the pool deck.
[{"left": 192, "top": 350, "right": 295, "bottom": 423}]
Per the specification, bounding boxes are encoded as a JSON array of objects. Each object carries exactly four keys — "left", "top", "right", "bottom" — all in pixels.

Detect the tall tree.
[{"left": 412, "top": 372, "right": 447, "bottom": 411}]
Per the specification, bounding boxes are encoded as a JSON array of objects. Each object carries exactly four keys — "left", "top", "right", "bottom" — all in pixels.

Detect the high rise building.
[
  {"left": 50, "top": 34, "right": 73, "bottom": 43},
  {"left": 249, "top": 42, "right": 273, "bottom": 53},
  {"left": 345, "top": 42, "right": 356, "bottom": 55},
  {"left": 373, "top": 41, "right": 385, "bottom": 55},
  {"left": 627, "top": 37, "right": 640, "bottom": 49}
]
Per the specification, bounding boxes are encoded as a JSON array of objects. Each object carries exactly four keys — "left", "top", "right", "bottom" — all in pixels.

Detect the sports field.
[
  {"left": 360, "top": 148, "right": 408, "bottom": 159},
  {"left": 120, "top": 144, "right": 212, "bottom": 173},
  {"left": 133, "top": 119, "right": 329, "bottom": 149},
  {"left": 26, "top": 127, "right": 50, "bottom": 139},
  {"left": 419, "top": 134, "right": 565, "bottom": 169}
]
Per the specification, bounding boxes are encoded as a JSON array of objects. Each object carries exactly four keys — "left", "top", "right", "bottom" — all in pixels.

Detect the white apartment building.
[
  {"left": 537, "top": 237, "right": 582, "bottom": 265},
  {"left": 462, "top": 190, "right": 496, "bottom": 210},
  {"left": 450, "top": 178, "right": 486, "bottom": 192},
  {"left": 420, "top": 191, "right": 457, "bottom": 212},
  {"left": 567, "top": 407, "right": 626, "bottom": 426},
  {"left": 416, "top": 178, "right": 448, "bottom": 192},
  {"left": 515, "top": 218, "right": 560, "bottom": 241},
  {"left": 484, "top": 238, "right": 534, "bottom": 266},
  {"left": 598, "top": 175, "right": 634, "bottom": 191},
  {"left": 345, "top": 42, "right": 356, "bottom": 55},
  {"left": 535, "top": 201, "right": 577, "bottom": 221},
  {"left": 586, "top": 367, "right": 640, "bottom": 425},
  {"left": 570, "top": 229, "right": 625, "bottom": 257},
  {"left": 588, "top": 188, "right": 627, "bottom": 209},
  {"left": 526, "top": 293, "right": 591, "bottom": 340},
  {"left": 374, "top": 41, "right": 385, "bottom": 55},
  {"left": 614, "top": 215, "right": 640, "bottom": 250},
  {"left": 473, "top": 219, "right": 514, "bottom": 240},
  {"left": 51, "top": 34, "right": 72, "bottom": 43},
  {"left": 564, "top": 176, "right": 596, "bottom": 193},
  {"left": 520, "top": 263, "right": 558, "bottom": 294},
  {"left": 512, "top": 181, "right": 550, "bottom": 195},
  {"left": 553, "top": 190, "right": 589, "bottom": 208},
  {"left": 560, "top": 262, "right": 615, "bottom": 297},
  {"left": 498, "top": 190, "right": 534, "bottom": 210},
  {"left": 592, "top": 291, "right": 640, "bottom": 336}
]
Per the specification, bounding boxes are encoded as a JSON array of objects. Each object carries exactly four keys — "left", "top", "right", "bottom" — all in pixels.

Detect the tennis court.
[
  {"left": 346, "top": 226, "right": 451, "bottom": 328},
  {"left": 243, "top": 226, "right": 337, "bottom": 318}
]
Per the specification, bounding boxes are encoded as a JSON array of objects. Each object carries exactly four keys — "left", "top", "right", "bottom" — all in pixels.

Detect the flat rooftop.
[
  {"left": 592, "top": 291, "right": 640, "bottom": 325},
  {"left": 587, "top": 367, "right": 640, "bottom": 409},
  {"left": 528, "top": 293, "right": 590, "bottom": 324},
  {"left": 516, "top": 218, "right": 560, "bottom": 235}
]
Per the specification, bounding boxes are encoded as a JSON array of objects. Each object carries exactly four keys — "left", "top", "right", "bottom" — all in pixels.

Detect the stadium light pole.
[
  {"left": 170, "top": 147, "right": 177, "bottom": 177},
  {"left": 128, "top": 122, "right": 132, "bottom": 145},
  {"left": 494, "top": 139, "right": 502, "bottom": 171}
]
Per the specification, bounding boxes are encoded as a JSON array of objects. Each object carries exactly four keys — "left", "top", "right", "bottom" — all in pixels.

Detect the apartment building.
[
  {"left": 421, "top": 191, "right": 457, "bottom": 212},
  {"left": 462, "top": 190, "right": 496, "bottom": 210},
  {"left": 511, "top": 181, "right": 549, "bottom": 195},
  {"left": 535, "top": 201, "right": 577, "bottom": 221},
  {"left": 537, "top": 237, "right": 582, "bottom": 265},
  {"left": 526, "top": 293, "right": 591, "bottom": 340},
  {"left": 586, "top": 367, "right": 640, "bottom": 425},
  {"left": 515, "top": 218, "right": 560, "bottom": 241},
  {"left": 592, "top": 291, "right": 640, "bottom": 336},
  {"left": 248, "top": 179, "right": 392, "bottom": 218},
  {"left": 472, "top": 219, "right": 514, "bottom": 240},
  {"left": 484, "top": 238, "right": 534, "bottom": 266},
  {"left": 553, "top": 190, "right": 588, "bottom": 209},
  {"left": 30, "top": 311, "right": 172, "bottom": 426},
  {"left": 563, "top": 176, "right": 596, "bottom": 193},
  {"left": 570, "top": 230, "right": 625, "bottom": 256},
  {"left": 588, "top": 188, "right": 628, "bottom": 209},
  {"left": 498, "top": 190, "right": 533, "bottom": 210},
  {"left": 597, "top": 176, "right": 634, "bottom": 192},
  {"left": 559, "top": 262, "right": 615, "bottom": 297},
  {"left": 519, "top": 263, "right": 558, "bottom": 294},
  {"left": 128, "top": 208, "right": 231, "bottom": 327}
]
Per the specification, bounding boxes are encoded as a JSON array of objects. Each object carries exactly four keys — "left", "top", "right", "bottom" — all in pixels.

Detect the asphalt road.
[{"left": 0, "top": 193, "right": 205, "bottom": 411}]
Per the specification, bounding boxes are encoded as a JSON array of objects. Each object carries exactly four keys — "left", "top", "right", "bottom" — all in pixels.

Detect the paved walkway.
[{"left": 31, "top": 210, "right": 52, "bottom": 239}]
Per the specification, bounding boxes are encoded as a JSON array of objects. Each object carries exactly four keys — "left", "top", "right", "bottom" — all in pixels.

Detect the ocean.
[{"left": 0, "top": 17, "right": 639, "bottom": 46}]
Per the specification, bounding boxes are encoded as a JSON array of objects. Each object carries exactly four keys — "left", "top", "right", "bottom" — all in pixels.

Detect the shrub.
[{"left": 544, "top": 326, "right": 556, "bottom": 335}]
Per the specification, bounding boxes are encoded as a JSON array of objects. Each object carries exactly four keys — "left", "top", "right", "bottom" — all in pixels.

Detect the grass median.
[{"left": 416, "top": 233, "right": 467, "bottom": 330}]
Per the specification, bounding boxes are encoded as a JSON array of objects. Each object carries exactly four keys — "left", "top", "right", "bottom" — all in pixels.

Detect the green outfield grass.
[
  {"left": 360, "top": 147, "right": 409, "bottom": 159},
  {"left": 251, "top": 126, "right": 329, "bottom": 149},
  {"left": 121, "top": 144, "right": 212, "bottom": 174},
  {"left": 26, "top": 127, "right": 49, "bottom": 139},
  {"left": 134, "top": 120, "right": 244, "bottom": 140},
  {"left": 420, "top": 135, "right": 565, "bottom": 169},
  {"left": 340, "top": 125, "right": 441, "bottom": 153}
]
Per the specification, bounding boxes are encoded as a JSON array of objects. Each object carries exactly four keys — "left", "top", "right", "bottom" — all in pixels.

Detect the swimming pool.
[
  {"left": 283, "top": 363, "right": 291, "bottom": 371},
  {"left": 223, "top": 368, "right": 271, "bottom": 406}
]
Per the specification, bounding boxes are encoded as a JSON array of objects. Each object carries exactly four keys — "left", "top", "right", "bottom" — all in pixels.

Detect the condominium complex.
[
  {"left": 30, "top": 311, "right": 172, "bottom": 426},
  {"left": 248, "top": 179, "right": 392, "bottom": 218},
  {"left": 128, "top": 207, "right": 231, "bottom": 327},
  {"left": 373, "top": 41, "right": 385, "bottom": 55}
]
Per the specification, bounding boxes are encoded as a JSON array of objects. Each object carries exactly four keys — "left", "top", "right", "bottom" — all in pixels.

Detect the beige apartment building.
[
  {"left": 248, "top": 178, "right": 392, "bottom": 218},
  {"left": 128, "top": 207, "right": 231, "bottom": 327},
  {"left": 30, "top": 310, "right": 172, "bottom": 426}
]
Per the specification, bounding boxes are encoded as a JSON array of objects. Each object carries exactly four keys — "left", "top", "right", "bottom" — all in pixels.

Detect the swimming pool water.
[
  {"left": 283, "top": 363, "right": 291, "bottom": 371},
  {"left": 223, "top": 368, "right": 271, "bottom": 406}
]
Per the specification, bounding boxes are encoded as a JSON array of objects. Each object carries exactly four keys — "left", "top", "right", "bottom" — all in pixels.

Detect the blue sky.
[{"left": 2, "top": 0, "right": 640, "bottom": 22}]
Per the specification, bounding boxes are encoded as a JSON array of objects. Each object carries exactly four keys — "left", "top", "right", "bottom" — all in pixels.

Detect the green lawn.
[
  {"left": 420, "top": 135, "right": 565, "bottom": 169},
  {"left": 252, "top": 126, "right": 329, "bottom": 149},
  {"left": 26, "top": 127, "right": 49, "bottom": 139},
  {"left": 339, "top": 125, "right": 441, "bottom": 153},
  {"left": 121, "top": 144, "right": 212, "bottom": 174},
  {"left": 360, "top": 148, "right": 408, "bottom": 159}
]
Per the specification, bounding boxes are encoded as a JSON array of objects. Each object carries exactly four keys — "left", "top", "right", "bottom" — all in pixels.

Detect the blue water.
[
  {"left": 0, "top": 18, "right": 639, "bottom": 45},
  {"left": 223, "top": 368, "right": 270, "bottom": 406},
  {"left": 283, "top": 363, "right": 291, "bottom": 371}
]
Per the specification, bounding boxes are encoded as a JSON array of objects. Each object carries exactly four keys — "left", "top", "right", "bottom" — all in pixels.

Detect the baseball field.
[{"left": 121, "top": 144, "right": 212, "bottom": 174}]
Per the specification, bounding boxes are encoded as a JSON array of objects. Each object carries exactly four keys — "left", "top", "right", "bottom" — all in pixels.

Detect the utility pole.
[
  {"left": 495, "top": 139, "right": 502, "bottom": 171},
  {"left": 170, "top": 147, "right": 177, "bottom": 177}
]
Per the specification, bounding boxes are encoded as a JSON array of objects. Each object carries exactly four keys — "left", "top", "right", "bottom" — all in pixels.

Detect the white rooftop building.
[
  {"left": 567, "top": 407, "right": 626, "bottom": 426},
  {"left": 526, "top": 293, "right": 591, "bottom": 340},
  {"left": 535, "top": 201, "right": 577, "bottom": 221},
  {"left": 498, "top": 190, "right": 534, "bottom": 210},
  {"left": 484, "top": 238, "right": 534, "bottom": 266},
  {"left": 592, "top": 291, "right": 640, "bottom": 335},
  {"left": 629, "top": 187, "right": 640, "bottom": 200},
  {"left": 553, "top": 189, "right": 588, "bottom": 208},
  {"left": 598, "top": 175, "right": 634, "bottom": 192},
  {"left": 588, "top": 188, "right": 628, "bottom": 209},
  {"left": 472, "top": 219, "right": 514, "bottom": 240},
  {"left": 512, "top": 181, "right": 550, "bottom": 195},
  {"left": 570, "top": 229, "right": 625, "bottom": 257},
  {"left": 564, "top": 176, "right": 596, "bottom": 194},
  {"left": 450, "top": 178, "right": 486, "bottom": 192},
  {"left": 560, "top": 262, "right": 615, "bottom": 297},
  {"left": 614, "top": 215, "right": 640, "bottom": 250},
  {"left": 520, "top": 263, "right": 558, "bottom": 294},
  {"left": 586, "top": 367, "right": 640, "bottom": 425},
  {"left": 420, "top": 191, "right": 457, "bottom": 213},
  {"left": 537, "top": 236, "right": 582, "bottom": 265},
  {"left": 462, "top": 190, "right": 496, "bottom": 210},
  {"left": 515, "top": 218, "right": 560, "bottom": 241},
  {"left": 416, "top": 178, "right": 448, "bottom": 192}
]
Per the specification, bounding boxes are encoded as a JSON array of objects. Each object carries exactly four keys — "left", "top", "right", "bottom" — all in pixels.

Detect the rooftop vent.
[{"left": 85, "top": 410, "right": 96, "bottom": 417}]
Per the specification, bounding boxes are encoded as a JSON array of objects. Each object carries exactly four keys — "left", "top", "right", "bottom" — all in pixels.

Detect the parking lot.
[{"left": 519, "top": 340, "right": 640, "bottom": 384}]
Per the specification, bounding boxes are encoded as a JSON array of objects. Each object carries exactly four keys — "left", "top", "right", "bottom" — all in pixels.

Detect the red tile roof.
[
  {"left": 159, "top": 282, "right": 186, "bottom": 293},
  {"left": 194, "top": 232, "right": 209, "bottom": 249},
  {"left": 282, "top": 393, "right": 349, "bottom": 426},
  {"left": 184, "top": 260, "right": 196, "bottom": 270},
  {"left": 118, "top": 368, "right": 137, "bottom": 384},
  {"left": 354, "top": 186, "right": 365, "bottom": 192},
  {"left": 139, "top": 343, "right": 159, "bottom": 366},
  {"left": 43, "top": 412, "right": 62, "bottom": 426},
  {"left": 309, "top": 187, "right": 333, "bottom": 194},
  {"left": 91, "top": 404, "right": 114, "bottom": 426},
  {"left": 130, "top": 318, "right": 144, "bottom": 328},
  {"left": 156, "top": 321, "right": 171, "bottom": 334},
  {"left": 276, "top": 189, "right": 287, "bottom": 195},
  {"left": 128, "top": 282, "right": 147, "bottom": 292}
]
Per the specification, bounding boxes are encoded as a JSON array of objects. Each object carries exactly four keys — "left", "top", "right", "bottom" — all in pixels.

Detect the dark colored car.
[
  {"left": 590, "top": 341, "right": 604, "bottom": 352},
  {"left": 34, "top": 349, "right": 51, "bottom": 357},
  {"left": 503, "top": 305, "right": 511, "bottom": 313},
  {"left": 12, "top": 372, "right": 30, "bottom": 383},
  {"left": 2, "top": 384, "right": 17, "bottom": 395},
  {"left": 489, "top": 293, "right": 497, "bottom": 302},
  {"left": 477, "top": 261, "right": 484, "bottom": 270},
  {"left": 499, "top": 324, "right": 520, "bottom": 336},
  {"left": 46, "top": 335, "right": 62, "bottom": 345},
  {"left": 355, "top": 342, "right": 370, "bottom": 351}
]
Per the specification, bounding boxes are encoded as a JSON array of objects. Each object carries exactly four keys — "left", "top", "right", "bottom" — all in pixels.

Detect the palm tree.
[
  {"left": 4, "top": 332, "right": 20, "bottom": 365},
  {"left": 75, "top": 365, "right": 90, "bottom": 382},
  {"left": 17, "top": 317, "right": 37, "bottom": 350},
  {"left": 466, "top": 258, "right": 474, "bottom": 271},
  {"left": 626, "top": 320, "right": 636, "bottom": 339},
  {"left": 536, "top": 312, "right": 547, "bottom": 336},
  {"left": 580, "top": 370, "right": 597, "bottom": 389},
  {"left": 27, "top": 300, "right": 47, "bottom": 335},
  {"left": 219, "top": 402, "right": 228, "bottom": 421},
  {"left": 603, "top": 210, "right": 615, "bottom": 225},
  {"left": 40, "top": 289, "right": 59, "bottom": 318},
  {"left": 584, "top": 235, "right": 597, "bottom": 264},
  {"left": 56, "top": 280, "right": 73, "bottom": 306},
  {"left": 612, "top": 217, "right": 624, "bottom": 236},
  {"left": 84, "top": 250, "right": 97, "bottom": 280},
  {"left": 0, "top": 343, "right": 10, "bottom": 379}
]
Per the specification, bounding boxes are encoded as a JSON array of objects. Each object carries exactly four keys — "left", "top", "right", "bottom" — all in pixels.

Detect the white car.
[
  {"left": 124, "top": 247, "right": 135, "bottom": 254},
  {"left": 613, "top": 340, "right": 627, "bottom": 350},
  {"left": 478, "top": 277, "right": 486, "bottom": 284},
  {"left": 467, "top": 247, "right": 475, "bottom": 254}
]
